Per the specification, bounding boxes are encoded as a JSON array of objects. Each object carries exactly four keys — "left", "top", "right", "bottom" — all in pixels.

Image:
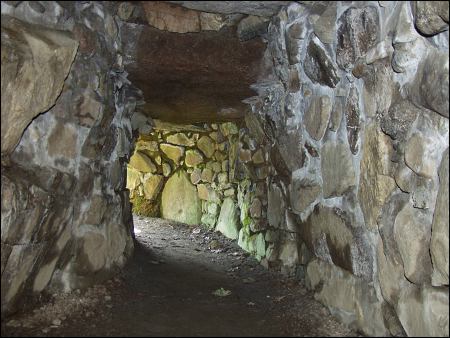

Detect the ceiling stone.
[
  {"left": 124, "top": 25, "right": 266, "bottom": 123},
  {"left": 167, "top": 1, "right": 291, "bottom": 17}
]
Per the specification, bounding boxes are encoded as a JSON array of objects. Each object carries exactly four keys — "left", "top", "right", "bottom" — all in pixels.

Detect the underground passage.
[{"left": 1, "top": 1, "right": 449, "bottom": 337}]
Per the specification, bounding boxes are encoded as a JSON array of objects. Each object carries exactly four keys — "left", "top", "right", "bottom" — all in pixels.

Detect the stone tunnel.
[{"left": 1, "top": 1, "right": 449, "bottom": 336}]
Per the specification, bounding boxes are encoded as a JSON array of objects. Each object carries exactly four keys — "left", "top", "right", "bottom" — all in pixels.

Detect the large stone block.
[
  {"left": 197, "top": 135, "right": 215, "bottom": 158},
  {"left": 414, "top": 1, "right": 449, "bottom": 36},
  {"left": 359, "top": 122, "right": 396, "bottom": 231},
  {"left": 303, "top": 37, "right": 340, "bottom": 88},
  {"left": 306, "top": 259, "right": 389, "bottom": 336},
  {"left": 216, "top": 198, "right": 240, "bottom": 240},
  {"left": 394, "top": 202, "right": 433, "bottom": 284},
  {"left": 160, "top": 143, "right": 185, "bottom": 165},
  {"left": 304, "top": 96, "right": 332, "bottom": 141},
  {"left": 290, "top": 178, "right": 321, "bottom": 214},
  {"left": 431, "top": 148, "right": 449, "bottom": 286},
  {"left": 1, "top": 16, "right": 78, "bottom": 156},
  {"left": 161, "top": 169, "right": 201, "bottom": 226},
  {"left": 143, "top": 174, "right": 164, "bottom": 201},
  {"left": 301, "top": 205, "right": 373, "bottom": 280},
  {"left": 129, "top": 151, "right": 157, "bottom": 173},
  {"left": 397, "top": 284, "right": 449, "bottom": 337},
  {"left": 321, "top": 141, "right": 356, "bottom": 198},
  {"left": 336, "top": 6, "right": 379, "bottom": 70}
]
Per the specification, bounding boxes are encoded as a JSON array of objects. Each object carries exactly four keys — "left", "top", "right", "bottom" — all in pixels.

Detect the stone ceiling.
[
  {"left": 167, "top": 1, "right": 291, "bottom": 17},
  {"left": 121, "top": 1, "right": 277, "bottom": 124}
]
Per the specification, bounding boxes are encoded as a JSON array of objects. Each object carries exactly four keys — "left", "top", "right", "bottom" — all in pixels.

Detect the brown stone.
[
  {"left": 142, "top": 1, "right": 200, "bottom": 33},
  {"left": 126, "top": 24, "right": 265, "bottom": 123}
]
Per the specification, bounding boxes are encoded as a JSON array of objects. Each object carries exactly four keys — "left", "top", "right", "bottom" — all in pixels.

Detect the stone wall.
[
  {"left": 1, "top": 1, "right": 140, "bottom": 316},
  {"left": 242, "top": 1, "right": 449, "bottom": 336},
  {"left": 127, "top": 119, "right": 273, "bottom": 260}
]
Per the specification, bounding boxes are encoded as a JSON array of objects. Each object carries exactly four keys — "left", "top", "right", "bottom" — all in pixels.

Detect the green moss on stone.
[{"left": 131, "top": 194, "right": 160, "bottom": 217}]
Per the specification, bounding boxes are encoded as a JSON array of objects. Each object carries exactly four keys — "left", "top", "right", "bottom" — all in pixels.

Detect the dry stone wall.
[
  {"left": 1, "top": 1, "right": 141, "bottom": 317},
  {"left": 242, "top": 1, "right": 449, "bottom": 336},
  {"left": 127, "top": 120, "right": 272, "bottom": 260}
]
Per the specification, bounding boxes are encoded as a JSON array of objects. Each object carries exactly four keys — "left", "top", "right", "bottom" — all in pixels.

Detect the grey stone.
[
  {"left": 190, "top": 167, "right": 202, "bottom": 185},
  {"left": 290, "top": 178, "right": 321, "bottom": 214},
  {"left": 321, "top": 141, "right": 356, "bottom": 198},
  {"left": 414, "top": 1, "right": 449, "bottom": 36},
  {"left": 405, "top": 133, "right": 438, "bottom": 179},
  {"left": 343, "top": 87, "right": 360, "bottom": 155},
  {"left": 249, "top": 198, "right": 262, "bottom": 218},
  {"left": 381, "top": 100, "right": 420, "bottom": 141},
  {"left": 168, "top": 1, "right": 290, "bottom": 17},
  {"left": 306, "top": 259, "right": 389, "bottom": 336},
  {"left": 1, "top": 16, "right": 78, "bottom": 155},
  {"left": 197, "top": 184, "right": 220, "bottom": 203},
  {"left": 237, "top": 229, "right": 265, "bottom": 260},
  {"left": 201, "top": 168, "right": 214, "bottom": 183},
  {"left": 358, "top": 122, "right": 396, "bottom": 231},
  {"left": 216, "top": 198, "right": 240, "bottom": 240},
  {"left": 329, "top": 98, "right": 343, "bottom": 132},
  {"left": 267, "top": 183, "right": 284, "bottom": 228},
  {"left": 201, "top": 213, "right": 216, "bottom": 229},
  {"left": 161, "top": 170, "right": 201, "bottom": 226},
  {"left": 312, "top": 3, "right": 337, "bottom": 44},
  {"left": 413, "top": 49, "right": 449, "bottom": 118},
  {"left": 237, "top": 15, "right": 269, "bottom": 41},
  {"left": 397, "top": 284, "right": 449, "bottom": 337},
  {"left": 304, "top": 96, "right": 332, "bottom": 141},
  {"left": 336, "top": 6, "right": 380, "bottom": 70},
  {"left": 199, "top": 12, "right": 226, "bottom": 31},
  {"left": 431, "top": 148, "right": 449, "bottom": 286},
  {"left": 251, "top": 149, "right": 265, "bottom": 164},
  {"left": 301, "top": 205, "right": 373, "bottom": 280},
  {"left": 303, "top": 37, "right": 340, "bottom": 88},
  {"left": 394, "top": 202, "right": 432, "bottom": 284}
]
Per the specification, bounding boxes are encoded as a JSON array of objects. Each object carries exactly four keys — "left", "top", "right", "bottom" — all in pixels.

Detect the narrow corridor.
[{"left": 2, "top": 216, "right": 356, "bottom": 337}]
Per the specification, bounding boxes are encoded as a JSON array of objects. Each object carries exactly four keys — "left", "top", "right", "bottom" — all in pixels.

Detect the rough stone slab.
[
  {"left": 321, "top": 141, "right": 356, "bottom": 198},
  {"left": 414, "top": 1, "right": 449, "bottom": 36},
  {"left": 143, "top": 174, "right": 164, "bottom": 201},
  {"left": 431, "top": 148, "right": 449, "bottom": 286},
  {"left": 129, "top": 151, "right": 157, "bottom": 173},
  {"left": 160, "top": 143, "right": 185, "bottom": 165},
  {"left": 394, "top": 202, "right": 432, "bottom": 284},
  {"left": 161, "top": 169, "right": 201, "bottom": 225},
  {"left": 185, "top": 149, "right": 203, "bottom": 167},
  {"left": 197, "top": 135, "right": 215, "bottom": 158},
  {"left": 304, "top": 96, "right": 332, "bottom": 141},
  {"left": 216, "top": 198, "right": 240, "bottom": 240},
  {"left": 336, "top": 6, "right": 380, "bottom": 70},
  {"left": 166, "top": 133, "right": 195, "bottom": 146},
  {"left": 304, "top": 37, "right": 340, "bottom": 88},
  {"left": 358, "top": 122, "right": 396, "bottom": 231},
  {"left": 1, "top": 16, "right": 78, "bottom": 155},
  {"left": 306, "top": 259, "right": 389, "bottom": 336},
  {"left": 397, "top": 284, "right": 449, "bottom": 337}
]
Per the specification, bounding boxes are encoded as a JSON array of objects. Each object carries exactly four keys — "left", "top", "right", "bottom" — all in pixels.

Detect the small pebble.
[
  {"left": 105, "top": 295, "right": 112, "bottom": 301},
  {"left": 52, "top": 319, "right": 61, "bottom": 326}
]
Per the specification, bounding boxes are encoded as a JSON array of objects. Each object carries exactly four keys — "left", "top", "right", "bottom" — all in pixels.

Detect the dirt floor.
[{"left": 1, "top": 215, "right": 358, "bottom": 337}]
